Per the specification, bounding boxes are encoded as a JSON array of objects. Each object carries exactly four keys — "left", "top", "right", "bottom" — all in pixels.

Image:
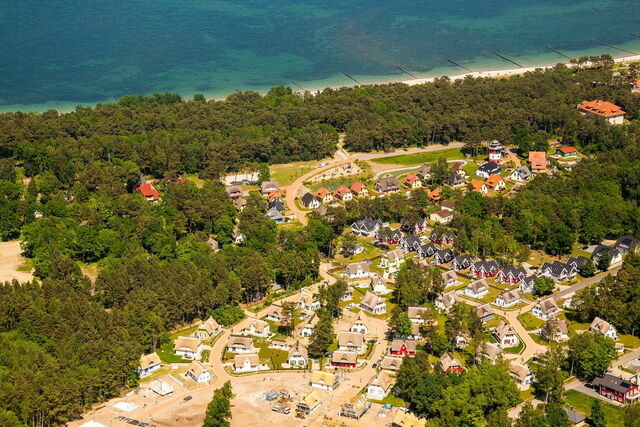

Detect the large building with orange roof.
[
  {"left": 578, "top": 100, "right": 626, "bottom": 124},
  {"left": 334, "top": 185, "right": 353, "bottom": 201},
  {"left": 528, "top": 151, "right": 547, "bottom": 172},
  {"left": 485, "top": 174, "right": 505, "bottom": 191}
]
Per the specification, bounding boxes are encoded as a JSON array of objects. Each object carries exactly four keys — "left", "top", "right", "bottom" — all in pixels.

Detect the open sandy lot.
[{"left": 0, "top": 240, "right": 33, "bottom": 282}]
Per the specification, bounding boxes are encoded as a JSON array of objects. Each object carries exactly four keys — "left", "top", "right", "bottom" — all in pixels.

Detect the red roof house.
[
  {"left": 136, "top": 183, "right": 160, "bottom": 202},
  {"left": 578, "top": 100, "right": 626, "bottom": 124}
]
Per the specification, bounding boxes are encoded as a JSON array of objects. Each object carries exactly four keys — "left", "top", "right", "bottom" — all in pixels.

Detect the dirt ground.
[{"left": 0, "top": 240, "right": 33, "bottom": 282}]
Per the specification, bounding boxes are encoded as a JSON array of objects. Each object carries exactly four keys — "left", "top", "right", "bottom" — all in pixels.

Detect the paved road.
[
  {"left": 554, "top": 267, "right": 620, "bottom": 299},
  {"left": 283, "top": 157, "right": 356, "bottom": 226},
  {"left": 283, "top": 142, "right": 467, "bottom": 226}
]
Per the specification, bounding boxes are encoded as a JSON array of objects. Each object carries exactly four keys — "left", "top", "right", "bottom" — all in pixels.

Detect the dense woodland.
[{"left": 1, "top": 63, "right": 640, "bottom": 425}]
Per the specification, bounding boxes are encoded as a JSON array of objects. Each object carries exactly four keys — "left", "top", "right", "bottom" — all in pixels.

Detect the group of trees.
[
  {"left": 395, "top": 356, "right": 520, "bottom": 425},
  {"left": 573, "top": 254, "right": 640, "bottom": 335}
]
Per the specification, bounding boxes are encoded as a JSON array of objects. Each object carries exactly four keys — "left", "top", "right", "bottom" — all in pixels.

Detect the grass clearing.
[
  {"left": 270, "top": 160, "right": 321, "bottom": 186},
  {"left": 370, "top": 148, "right": 466, "bottom": 165},
  {"left": 503, "top": 339, "right": 525, "bottom": 354},
  {"left": 517, "top": 313, "right": 544, "bottom": 331},
  {"left": 157, "top": 341, "right": 192, "bottom": 364},
  {"left": 370, "top": 394, "right": 407, "bottom": 407},
  {"left": 182, "top": 173, "right": 205, "bottom": 188},
  {"left": 618, "top": 334, "right": 640, "bottom": 348},
  {"left": 255, "top": 340, "right": 288, "bottom": 369},
  {"left": 565, "top": 390, "right": 624, "bottom": 427}
]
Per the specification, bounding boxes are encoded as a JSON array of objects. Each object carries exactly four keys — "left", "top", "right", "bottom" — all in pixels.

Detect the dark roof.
[
  {"left": 418, "top": 243, "right": 437, "bottom": 256},
  {"left": 615, "top": 236, "right": 640, "bottom": 251},
  {"left": 401, "top": 235, "right": 422, "bottom": 250},
  {"left": 446, "top": 173, "right": 465, "bottom": 185},
  {"left": 268, "top": 199, "right": 286, "bottom": 211},
  {"left": 375, "top": 176, "right": 400, "bottom": 191},
  {"left": 541, "top": 261, "right": 572, "bottom": 277},
  {"left": 593, "top": 374, "right": 636, "bottom": 394},
  {"left": 563, "top": 407, "right": 586, "bottom": 424},
  {"left": 301, "top": 192, "right": 320, "bottom": 207},
  {"left": 522, "top": 275, "right": 537, "bottom": 286},
  {"left": 352, "top": 218, "right": 383, "bottom": 232},
  {"left": 472, "top": 259, "right": 500, "bottom": 272},
  {"left": 434, "top": 249, "right": 454, "bottom": 263},
  {"left": 477, "top": 162, "right": 500, "bottom": 175},
  {"left": 501, "top": 266, "right": 526, "bottom": 278},
  {"left": 592, "top": 245, "right": 621, "bottom": 259},
  {"left": 512, "top": 165, "right": 531, "bottom": 178},
  {"left": 431, "top": 230, "right": 455, "bottom": 240},
  {"left": 566, "top": 256, "right": 588, "bottom": 269},
  {"left": 453, "top": 255, "right": 472, "bottom": 267}
]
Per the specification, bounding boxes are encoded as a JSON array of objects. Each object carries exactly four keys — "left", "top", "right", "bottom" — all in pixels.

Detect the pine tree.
[
  {"left": 589, "top": 399, "right": 606, "bottom": 427},
  {"left": 204, "top": 381, "right": 234, "bottom": 427},
  {"left": 308, "top": 312, "right": 334, "bottom": 358}
]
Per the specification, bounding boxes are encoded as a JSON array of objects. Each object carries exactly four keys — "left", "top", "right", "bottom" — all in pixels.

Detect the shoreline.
[
  {"left": 299, "top": 53, "right": 640, "bottom": 96},
  {"left": 3, "top": 53, "right": 640, "bottom": 114}
]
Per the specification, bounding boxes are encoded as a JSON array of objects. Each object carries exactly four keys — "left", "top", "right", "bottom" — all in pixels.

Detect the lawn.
[
  {"left": 182, "top": 173, "right": 205, "bottom": 188},
  {"left": 370, "top": 148, "right": 466, "bottom": 165},
  {"left": 618, "top": 334, "right": 640, "bottom": 348},
  {"left": 503, "top": 339, "right": 525, "bottom": 354},
  {"left": 370, "top": 394, "right": 407, "bottom": 407},
  {"left": 270, "top": 160, "right": 322, "bottom": 186},
  {"left": 479, "top": 286, "right": 503, "bottom": 304},
  {"left": 157, "top": 341, "right": 192, "bottom": 364},
  {"left": 565, "top": 390, "right": 624, "bottom": 427},
  {"left": 255, "top": 340, "right": 289, "bottom": 369},
  {"left": 529, "top": 333, "right": 549, "bottom": 346},
  {"left": 517, "top": 313, "right": 544, "bottom": 331},
  {"left": 519, "top": 388, "right": 535, "bottom": 402},
  {"left": 169, "top": 326, "right": 198, "bottom": 339},
  {"left": 463, "top": 161, "right": 479, "bottom": 176}
]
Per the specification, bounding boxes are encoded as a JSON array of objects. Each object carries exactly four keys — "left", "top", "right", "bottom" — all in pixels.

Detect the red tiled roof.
[
  {"left": 350, "top": 181, "right": 365, "bottom": 193},
  {"left": 404, "top": 173, "right": 420, "bottom": 185},
  {"left": 428, "top": 187, "right": 441, "bottom": 200},
  {"left": 137, "top": 183, "right": 159, "bottom": 200},
  {"left": 578, "top": 100, "right": 626, "bottom": 118},
  {"left": 558, "top": 147, "right": 577, "bottom": 154},
  {"left": 485, "top": 174, "right": 503, "bottom": 189},
  {"left": 317, "top": 187, "right": 331, "bottom": 198},
  {"left": 470, "top": 179, "right": 485, "bottom": 192},
  {"left": 335, "top": 185, "right": 351, "bottom": 197}
]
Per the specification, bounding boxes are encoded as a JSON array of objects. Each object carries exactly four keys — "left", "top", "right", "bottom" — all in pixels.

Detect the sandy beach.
[{"left": 298, "top": 53, "right": 640, "bottom": 96}]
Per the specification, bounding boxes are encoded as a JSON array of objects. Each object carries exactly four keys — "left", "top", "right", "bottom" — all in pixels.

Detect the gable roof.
[
  {"left": 198, "top": 317, "right": 220, "bottom": 334},
  {"left": 346, "top": 261, "right": 369, "bottom": 276},
  {"left": 139, "top": 353, "right": 161, "bottom": 369},
  {"left": 593, "top": 374, "right": 636, "bottom": 394},
  {"left": 480, "top": 342, "right": 502, "bottom": 361},
  {"left": 485, "top": 174, "right": 504, "bottom": 189},
  {"left": 404, "top": 173, "right": 421, "bottom": 185},
  {"left": 311, "top": 370, "right": 336, "bottom": 386},
  {"left": 369, "top": 371, "right": 394, "bottom": 391},
  {"left": 590, "top": 316, "right": 616, "bottom": 335},
  {"left": 437, "top": 291, "right": 459, "bottom": 309},
  {"left": 383, "top": 248, "right": 405, "bottom": 263},
  {"left": 391, "top": 339, "right": 417, "bottom": 352},
  {"left": 301, "top": 192, "right": 319, "bottom": 206},
  {"left": 501, "top": 265, "right": 527, "bottom": 278},
  {"left": 593, "top": 244, "right": 621, "bottom": 259},
  {"left": 512, "top": 165, "right": 531, "bottom": 179},
  {"left": 407, "top": 306, "right": 430, "bottom": 319},
  {"left": 137, "top": 183, "right": 160, "bottom": 200},
  {"left": 470, "top": 179, "right": 486, "bottom": 192},
  {"left": 476, "top": 303, "right": 494, "bottom": 319},
  {"left": 233, "top": 353, "right": 259, "bottom": 368},
  {"left": 477, "top": 162, "right": 500, "bottom": 175},
  {"left": 432, "top": 209, "right": 453, "bottom": 219},
  {"left": 428, "top": 187, "right": 442, "bottom": 200},
  {"left": 332, "top": 350, "right": 358, "bottom": 365},
  {"left": 376, "top": 176, "right": 401, "bottom": 191},
  {"left": 558, "top": 146, "right": 577, "bottom": 154},
  {"left": 360, "top": 291, "right": 385, "bottom": 309},
  {"left": 535, "top": 298, "right": 559, "bottom": 315},
  {"left": 509, "top": 362, "right": 532, "bottom": 381},
  {"left": 288, "top": 341, "right": 308, "bottom": 359},
  {"left": 446, "top": 173, "right": 464, "bottom": 185},
  {"left": 442, "top": 270, "right": 457, "bottom": 283},
  {"left": 174, "top": 336, "right": 201, "bottom": 352},
  {"left": 186, "top": 361, "right": 209, "bottom": 378},
  {"left": 338, "top": 331, "right": 365, "bottom": 348},
  {"left": 439, "top": 352, "right": 461, "bottom": 371},
  {"left": 316, "top": 187, "right": 331, "bottom": 198},
  {"left": 494, "top": 321, "right": 517, "bottom": 340},
  {"left": 497, "top": 289, "right": 520, "bottom": 304},
  {"left": 468, "top": 279, "right": 488, "bottom": 293},
  {"left": 615, "top": 236, "right": 640, "bottom": 251},
  {"left": 417, "top": 164, "right": 431, "bottom": 176},
  {"left": 578, "top": 100, "right": 626, "bottom": 118},
  {"left": 350, "top": 181, "right": 366, "bottom": 193},
  {"left": 227, "top": 335, "right": 254, "bottom": 349},
  {"left": 380, "top": 355, "right": 404, "bottom": 371}
]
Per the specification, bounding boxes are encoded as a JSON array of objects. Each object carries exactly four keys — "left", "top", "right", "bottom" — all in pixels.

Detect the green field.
[
  {"left": 565, "top": 390, "right": 624, "bottom": 426},
  {"left": 370, "top": 148, "right": 466, "bottom": 165},
  {"left": 270, "top": 160, "right": 321, "bottom": 185},
  {"left": 517, "top": 313, "right": 544, "bottom": 331}
]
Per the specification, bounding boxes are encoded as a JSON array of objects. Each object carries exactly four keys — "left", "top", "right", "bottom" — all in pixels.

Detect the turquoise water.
[{"left": 2, "top": 0, "right": 640, "bottom": 111}]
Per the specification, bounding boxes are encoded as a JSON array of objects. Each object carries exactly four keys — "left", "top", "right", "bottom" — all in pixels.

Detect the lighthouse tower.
[{"left": 488, "top": 140, "right": 502, "bottom": 162}]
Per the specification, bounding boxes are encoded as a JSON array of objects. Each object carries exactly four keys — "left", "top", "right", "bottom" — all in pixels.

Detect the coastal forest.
[{"left": 1, "top": 62, "right": 640, "bottom": 425}]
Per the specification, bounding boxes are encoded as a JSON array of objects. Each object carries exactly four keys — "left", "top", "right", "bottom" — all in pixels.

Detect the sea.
[{"left": 1, "top": 0, "right": 640, "bottom": 112}]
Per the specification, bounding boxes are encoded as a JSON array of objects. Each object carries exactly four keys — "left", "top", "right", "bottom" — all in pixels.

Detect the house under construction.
[{"left": 339, "top": 396, "right": 371, "bottom": 419}]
